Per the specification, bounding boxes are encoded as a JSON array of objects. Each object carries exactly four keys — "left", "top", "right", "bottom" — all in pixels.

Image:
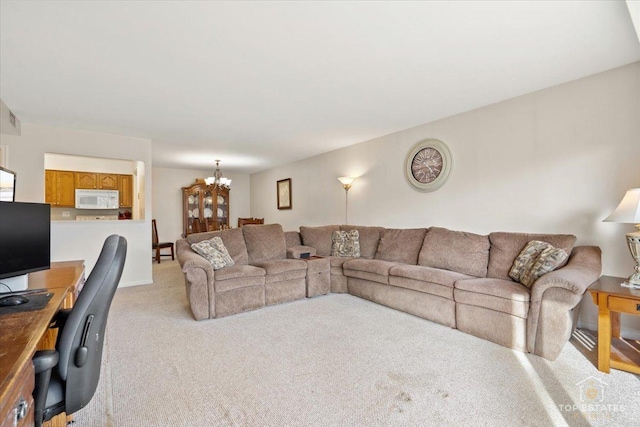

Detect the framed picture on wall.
[{"left": 277, "top": 178, "right": 292, "bottom": 210}]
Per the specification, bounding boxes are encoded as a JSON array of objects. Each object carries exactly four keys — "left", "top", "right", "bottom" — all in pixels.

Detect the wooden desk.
[
  {"left": 0, "top": 261, "right": 85, "bottom": 427},
  {"left": 589, "top": 275, "right": 640, "bottom": 374}
]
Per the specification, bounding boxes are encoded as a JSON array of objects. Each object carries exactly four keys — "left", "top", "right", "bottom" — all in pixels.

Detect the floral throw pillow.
[
  {"left": 509, "top": 240, "right": 568, "bottom": 288},
  {"left": 331, "top": 230, "right": 360, "bottom": 257},
  {"left": 191, "top": 237, "right": 235, "bottom": 270}
]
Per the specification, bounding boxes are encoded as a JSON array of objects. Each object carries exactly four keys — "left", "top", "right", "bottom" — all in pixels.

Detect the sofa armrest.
[
  {"left": 177, "top": 239, "right": 214, "bottom": 275},
  {"left": 287, "top": 245, "right": 317, "bottom": 259},
  {"left": 177, "top": 238, "right": 215, "bottom": 320},
  {"left": 526, "top": 245, "right": 601, "bottom": 359},
  {"left": 530, "top": 246, "right": 602, "bottom": 302}
]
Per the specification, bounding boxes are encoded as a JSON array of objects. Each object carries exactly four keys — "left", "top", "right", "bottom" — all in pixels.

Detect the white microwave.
[{"left": 75, "top": 189, "right": 119, "bottom": 209}]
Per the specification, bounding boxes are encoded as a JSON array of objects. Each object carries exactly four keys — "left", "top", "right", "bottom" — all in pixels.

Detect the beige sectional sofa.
[{"left": 177, "top": 223, "right": 601, "bottom": 361}]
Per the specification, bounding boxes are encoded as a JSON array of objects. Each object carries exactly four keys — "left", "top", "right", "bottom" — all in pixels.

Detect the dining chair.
[{"left": 152, "top": 219, "right": 175, "bottom": 263}]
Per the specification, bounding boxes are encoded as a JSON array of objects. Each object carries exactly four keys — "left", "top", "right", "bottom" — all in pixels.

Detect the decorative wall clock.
[{"left": 404, "top": 139, "right": 452, "bottom": 192}]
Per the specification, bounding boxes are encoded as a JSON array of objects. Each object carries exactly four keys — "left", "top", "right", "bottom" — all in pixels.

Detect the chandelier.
[{"left": 205, "top": 160, "right": 232, "bottom": 189}]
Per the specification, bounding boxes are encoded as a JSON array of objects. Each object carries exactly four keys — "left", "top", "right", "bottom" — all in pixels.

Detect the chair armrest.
[
  {"left": 32, "top": 350, "right": 59, "bottom": 427},
  {"left": 32, "top": 350, "right": 59, "bottom": 374},
  {"left": 530, "top": 246, "right": 602, "bottom": 302}
]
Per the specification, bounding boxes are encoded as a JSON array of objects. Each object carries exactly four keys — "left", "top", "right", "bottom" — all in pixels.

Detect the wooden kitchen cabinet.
[
  {"left": 75, "top": 172, "right": 97, "bottom": 189},
  {"left": 75, "top": 172, "right": 118, "bottom": 190},
  {"left": 98, "top": 174, "right": 118, "bottom": 190},
  {"left": 118, "top": 174, "right": 133, "bottom": 208},
  {"left": 45, "top": 170, "right": 75, "bottom": 207}
]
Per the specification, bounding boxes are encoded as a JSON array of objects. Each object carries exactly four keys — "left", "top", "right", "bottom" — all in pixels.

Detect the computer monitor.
[{"left": 0, "top": 202, "right": 50, "bottom": 288}]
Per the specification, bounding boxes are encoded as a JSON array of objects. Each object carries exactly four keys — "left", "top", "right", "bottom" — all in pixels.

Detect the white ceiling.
[{"left": 1, "top": 1, "right": 639, "bottom": 174}]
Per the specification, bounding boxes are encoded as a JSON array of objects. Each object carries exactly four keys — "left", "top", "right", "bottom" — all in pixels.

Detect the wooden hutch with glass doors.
[{"left": 181, "top": 179, "right": 229, "bottom": 236}]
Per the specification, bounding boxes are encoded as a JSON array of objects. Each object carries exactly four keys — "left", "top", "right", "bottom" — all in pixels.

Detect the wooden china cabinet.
[{"left": 182, "top": 179, "right": 230, "bottom": 236}]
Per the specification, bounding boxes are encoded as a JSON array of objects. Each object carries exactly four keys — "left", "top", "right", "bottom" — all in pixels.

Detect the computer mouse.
[{"left": 0, "top": 294, "right": 29, "bottom": 307}]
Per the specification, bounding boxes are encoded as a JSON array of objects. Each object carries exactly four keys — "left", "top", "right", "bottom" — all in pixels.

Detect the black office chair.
[{"left": 32, "top": 234, "right": 127, "bottom": 427}]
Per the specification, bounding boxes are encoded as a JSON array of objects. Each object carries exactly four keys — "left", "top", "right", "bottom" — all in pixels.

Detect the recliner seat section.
[
  {"left": 177, "top": 223, "right": 602, "bottom": 361},
  {"left": 454, "top": 278, "right": 530, "bottom": 351},
  {"left": 388, "top": 265, "right": 475, "bottom": 328},
  {"left": 243, "top": 224, "right": 308, "bottom": 306}
]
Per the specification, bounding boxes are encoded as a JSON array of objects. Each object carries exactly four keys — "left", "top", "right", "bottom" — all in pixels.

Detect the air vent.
[{"left": 9, "top": 111, "right": 16, "bottom": 127}]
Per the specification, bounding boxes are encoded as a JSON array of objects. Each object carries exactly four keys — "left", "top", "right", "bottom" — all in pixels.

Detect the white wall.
[
  {"left": 45, "top": 153, "right": 135, "bottom": 174},
  {"left": 0, "top": 123, "right": 153, "bottom": 287},
  {"left": 152, "top": 167, "right": 251, "bottom": 245},
  {"left": 251, "top": 62, "right": 640, "bottom": 335}
]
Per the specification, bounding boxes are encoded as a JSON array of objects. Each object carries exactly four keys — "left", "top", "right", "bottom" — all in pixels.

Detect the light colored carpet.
[{"left": 74, "top": 260, "right": 639, "bottom": 426}]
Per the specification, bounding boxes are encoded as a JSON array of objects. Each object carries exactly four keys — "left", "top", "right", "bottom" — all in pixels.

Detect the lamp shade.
[
  {"left": 338, "top": 177, "right": 354, "bottom": 186},
  {"left": 604, "top": 188, "right": 640, "bottom": 223}
]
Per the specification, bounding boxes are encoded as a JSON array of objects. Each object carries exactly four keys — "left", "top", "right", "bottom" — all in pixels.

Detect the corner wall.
[{"left": 250, "top": 61, "right": 640, "bottom": 335}]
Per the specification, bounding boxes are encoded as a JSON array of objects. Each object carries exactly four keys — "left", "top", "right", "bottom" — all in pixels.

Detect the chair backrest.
[
  {"left": 238, "top": 217, "right": 265, "bottom": 227},
  {"left": 152, "top": 219, "right": 159, "bottom": 245},
  {"left": 56, "top": 234, "right": 127, "bottom": 414}
]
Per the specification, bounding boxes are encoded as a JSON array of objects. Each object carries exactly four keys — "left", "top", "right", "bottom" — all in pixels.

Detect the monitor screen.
[
  {"left": 0, "top": 202, "right": 50, "bottom": 279},
  {"left": 0, "top": 166, "right": 16, "bottom": 202}
]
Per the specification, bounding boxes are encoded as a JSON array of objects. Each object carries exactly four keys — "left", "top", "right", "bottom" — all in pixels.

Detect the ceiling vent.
[{"left": 9, "top": 111, "right": 16, "bottom": 127}]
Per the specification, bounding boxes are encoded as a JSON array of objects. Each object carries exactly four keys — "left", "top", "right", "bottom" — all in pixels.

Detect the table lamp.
[{"left": 604, "top": 188, "right": 640, "bottom": 288}]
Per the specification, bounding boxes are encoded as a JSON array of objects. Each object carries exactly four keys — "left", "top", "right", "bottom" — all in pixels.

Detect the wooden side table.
[
  {"left": 588, "top": 275, "right": 640, "bottom": 374},
  {"left": 300, "top": 256, "right": 330, "bottom": 298}
]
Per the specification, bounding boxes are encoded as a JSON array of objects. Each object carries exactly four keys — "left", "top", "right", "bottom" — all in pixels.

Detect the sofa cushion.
[
  {"left": 454, "top": 278, "right": 530, "bottom": 318},
  {"left": 509, "top": 241, "right": 568, "bottom": 288},
  {"left": 340, "top": 225, "right": 385, "bottom": 259},
  {"left": 390, "top": 265, "right": 474, "bottom": 287},
  {"left": 300, "top": 225, "right": 341, "bottom": 256},
  {"left": 388, "top": 265, "right": 474, "bottom": 300},
  {"left": 418, "top": 227, "right": 490, "bottom": 277},
  {"left": 252, "top": 259, "right": 307, "bottom": 275},
  {"left": 329, "top": 256, "right": 356, "bottom": 276},
  {"left": 331, "top": 230, "right": 361, "bottom": 257},
  {"left": 343, "top": 258, "right": 399, "bottom": 285},
  {"left": 488, "top": 232, "right": 576, "bottom": 281},
  {"left": 330, "top": 256, "right": 356, "bottom": 268},
  {"left": 190, "top": 237, "right": 235, "bottom": 270},
  {"left": 186, "top": 228, "right": 249, "bottom": 265},
  {"left": 215, "top": 264, "right": 266, "bottom": 281},
  {"left": 214, "top": 265, "right": 266, "bottom": 292},
  {"left": 243, "top": 224, "right": 287, "bottom": 264},
  {"left": 375, "top": 228, "right": 428, "bottom": 265},
  {"left": 253, "top": 259, "right": 308, "bottom": 284}
]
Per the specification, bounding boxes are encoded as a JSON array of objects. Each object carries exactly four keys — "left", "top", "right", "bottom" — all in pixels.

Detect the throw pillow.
[
  {"left": 509, "top": 240, "right": 568, "bottom": 288},
  {"left": 331, "top": 230, "right": 360, "bottom": 257},
  {"left": 191, "top": 237, "right": 235, "bottom": 270}
]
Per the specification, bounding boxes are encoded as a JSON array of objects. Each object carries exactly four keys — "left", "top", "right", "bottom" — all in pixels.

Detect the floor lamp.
[
  {"left": 338, "top": 177, "right": 354, "bottom": 225},
  {"left": 604, "top": 188, "right": 640, "bottom": 288}
]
